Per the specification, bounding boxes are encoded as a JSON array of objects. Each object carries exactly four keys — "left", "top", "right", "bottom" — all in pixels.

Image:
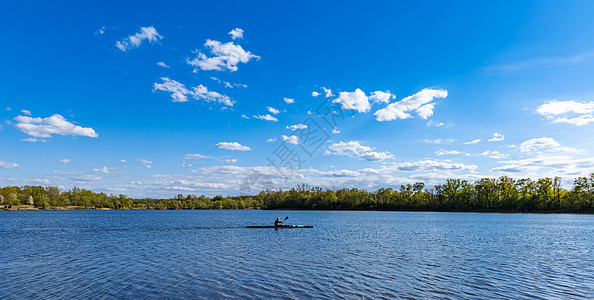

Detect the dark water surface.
[{"left": 1, "top": 210, "right": 592, "bottom": 299}]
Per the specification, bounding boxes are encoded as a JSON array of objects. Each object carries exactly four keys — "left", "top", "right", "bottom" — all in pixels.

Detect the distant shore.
[{"left": 2, "top": 204, "right": 593, "bottom": 214}]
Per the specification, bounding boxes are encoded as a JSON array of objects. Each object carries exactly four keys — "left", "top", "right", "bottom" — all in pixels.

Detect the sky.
[{"left": 2, "top": 1, "right": 594, "bottom": 197}]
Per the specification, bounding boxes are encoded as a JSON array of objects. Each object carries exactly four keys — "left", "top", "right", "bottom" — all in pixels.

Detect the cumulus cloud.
[
  {"left": 281, "top": 135, "right": 299, "bottom": 145},
  {"left": 266, "top": 138, "right": 277, "bottom": 142},
  {"left": 392, "top": 160, "right": 477, "bottom": 172},
  {"left": 22, "top": 137, "right": 44, "bottom": 142},
  {"left": 14, "top": 114, "right": 98, "bottom": 139},
  {"left": 519, "top": 137, "right": 581, "bottom": 153},
  {"left": 480, "top": 150, "right": 509, "bottom": 159},
  {"left": 153, "top": 77, "right": 191, "bottom": 102},
  {"left": 536, "top": 100, "right": 594, "bottom": 126},
  {"left": 332, "top": 128, "right": 340, "bottom": 134},
  {"left": 369, "top": 91, "right": 395, "bottom": 104},
  {"left": 0, "top": 160, "right": 19, "bottom": 168},
  {"left": 488, "top": 132, "right": 505, "bottom": 142},
  {"left": 116, "top": 26, "right": 163, "bottom": 52},
  {"left": 192, "top": 84, "right": 234, "bottom": 106},
  {"left": 216, "top": 142, "right": 251, "bottom": 151},
  {"left": 435, "top": 149, "right": 464, "bottom": 156},
  {"left": 286, "top": 124, "right": 307, "bottom": 131},
  {"left": 374, "top": 88, "right": 447, "bottom": 121},
  {"left": 491, "top": 155, "right": 594, "bottom": 176},
  {"left": 153, "top": 78, "right": 233, "bottom": 106},
  {"left": 253, "top": 114, "right": 278, "bottom": 122},
  {"left": 229, "top": 28, "right": 244, "bottom": 40},
  {"left": 360, "top": 151, "right": 394, "bottom": 162},
  {"left": 156, "top": 61, "right": 170, "bottom": 68},
  {"left": 93, "top": 166, "right": 115, "bottom": 174},
  {"left": 322, "top": 87, "right": 334, "bottom": 97},
  {"left": 241, "top": 114, "right": 249, "bottom": 119},
  {"left": 424, "top": 138, "right": 454, "bottom": 144},
  {"left": 284, "top": 98, "right": 295, "bottom": 104},
  {"left": 138, "top": 159, "right": 153, "bottom": 168},
  {"left": 325, "top": 141, "right": 393, "bottom": 162},
  {"left": 21, "top": 110, "right": 31, "bottom": 116},
  {"left": 333, "top": 89, "right": 370, "bottom": 113},
  {"left": 187, "top": 39, "right": 259, "bottom": 72},
  {"left": 464, "top": 139, "right": 481, "bottom": 144},
  {"left": 312, "top": 91, "right": 320, "bottom": 97},
  {"left": 267, "top": 106, "right": 280, "bottom": 114}
]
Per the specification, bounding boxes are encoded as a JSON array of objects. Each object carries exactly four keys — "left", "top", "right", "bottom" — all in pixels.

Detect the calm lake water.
[{"left": 0, "top": 210, "right": 592, "bottom": 299}]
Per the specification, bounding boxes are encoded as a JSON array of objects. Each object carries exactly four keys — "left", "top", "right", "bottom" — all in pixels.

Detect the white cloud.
[
  {"left": 93, "top": 166, "right": 114, "bottom": 174},
  {"left": 369, "top": 91, "right": 395, "bottom": 103},
  {"left": 22, "top": 137, "right": 44, "bottom": 142},
  {"left": 60, "top": 159, "right": 71, "bottom": 164},
  {"left": 374, "top": 88, "right": 447, "bottom": 121},
  {"left": 187, "top": 39, "right": 259, "bottom": 72},
  {"left": 333, "top": 89, "right": 370, "bottom": 113},
  {"left": 120, "top": 159, "right": 127, "bottom": 163},
  {"left": 216, "top": 142, "right": 251, "bottom": 151},
  {"left": 156, "top": 61, "right": 170, "bottom": 68},
  {"left": 0, "top": 160, "right": 19, "bottom": 168},
  {"left": 14, "top": 114, "right": 98, "bottom": 139},
  {"left": 464, "top": 139, "right": 481, "bottom": 144},
  {"left": 536, "top": 100, "right": 594, "bottom": 126},
  {"left": 480, "top": 150, "right": 509, "bottom": 159},
  {"left": 267, "top": 106, "right": 280, "bottom": 114},
  {"left": 95, "top": 26, "right": 105, "bottom": 36},
  {"left": 491, "top": 155, "right": 594, "bottom": 176},
  {"left": 323, "top": 87, "right": 334, "bottom": 97},
  {"left": 192, "top": 84, "right": 234, "bottom": 106},
  {"left": 116, "top": 26, "right": 163, "bottom": 52},
  {"left": 266, "top": 138, "right": 277, "bottom": 142},
  {"left": 435, "top": 149, "right": 462, "bottom": 156},
  {"left": 282, "top": 135, "right": 299, "bottom": 145},
  {"left": 332, "top": 128, "right": 340, "bottom": 134},
  {"left": 153, "top": 77, "right": 191, "bottom": 102},
  {"left": 225, "top": 158, "right": 237, "bottom": 163},
  {"left": 311, "top": 91, "right": 320, "bottom": 97},
  {"left": 360, "top": 151, "right": 394, "bottom": 162},
  {"left": 184, "top": 153, "right": 212, "bottom": 160},
  {"left": 286, "top": 124, "right": 307, "bottom": 131},
  {"left": 488, "top": 132, "right": 505, "bottom": 142},
  {"left": 153, "top": 78, "right": 233, "bottom": 106},
  {"left": 139, "top": 159, "right": 153, "bottom": 168},
  {"left": 210, "top": 77, "right": 246, "bottom": 88},
  {"left": 426, "top": 120, "right": 444, "bottom": 127},
  {"left": 229, "top": 28, "right": 244, "bottom": 40},
  {"left": 284, "top": 98, "right": 295, "bottom": 104},
  {"left": 519, "top": 137, "right": 580, "bottom": 153},
  {"left": 253, "top": 114, "right": 278, "bottom": 122},
  {"left": 424, "top": 138, "right": 454, "bottom": 144},
  {"left": 241, "top": 114, "right": 249, "bottom": 119},
  {"left": 325, "top": 141, "right": 393, "bottom": 162},
  {"left": 392, "top": 160, "right": 477, "bottom": 172},
  {"left": 21, "top": 110, "right": 31, "bottom": 116}
]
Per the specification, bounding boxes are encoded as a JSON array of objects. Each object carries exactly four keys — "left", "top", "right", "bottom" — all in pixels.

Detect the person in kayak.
[{"left": 274, "top": 217, "right": 286, "bottom": 227}]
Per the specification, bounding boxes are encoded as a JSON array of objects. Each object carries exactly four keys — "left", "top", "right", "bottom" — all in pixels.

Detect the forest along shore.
[{"left": 1, "top": 174, "right": 593, "bottom": 213}]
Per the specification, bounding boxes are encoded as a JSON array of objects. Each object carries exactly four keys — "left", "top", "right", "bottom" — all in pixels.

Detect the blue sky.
[{"left": 2, "top": 1, "right": 594, "bottom": 197}]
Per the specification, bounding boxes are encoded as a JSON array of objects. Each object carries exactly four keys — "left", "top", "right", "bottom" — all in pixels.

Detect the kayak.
[{"left": 246, "top": 225, "right": 313, "bottom": 228}]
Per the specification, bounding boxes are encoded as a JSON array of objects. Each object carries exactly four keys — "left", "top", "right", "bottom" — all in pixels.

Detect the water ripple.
[{"left": 0, "top": 211, "right": 593, "bottom": 299}]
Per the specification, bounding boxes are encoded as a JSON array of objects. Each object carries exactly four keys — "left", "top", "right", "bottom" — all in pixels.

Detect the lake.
[{"left": 0, "top": 210, "right": 592, "bottom": 299}]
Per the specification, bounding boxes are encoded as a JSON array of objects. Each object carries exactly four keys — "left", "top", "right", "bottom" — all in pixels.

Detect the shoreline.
[{"left": 2, "top": 205, "right": 592, "bottom": 214}]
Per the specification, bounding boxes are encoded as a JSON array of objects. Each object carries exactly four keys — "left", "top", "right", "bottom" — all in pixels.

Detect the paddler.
[{"left": 274, "top": 217, "right": 286, "bottom": 227}]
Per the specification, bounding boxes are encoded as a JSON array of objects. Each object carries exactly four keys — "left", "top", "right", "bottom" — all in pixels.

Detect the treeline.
[{"left": 1, "top": 174, "right": 594, "bottom": 213}]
